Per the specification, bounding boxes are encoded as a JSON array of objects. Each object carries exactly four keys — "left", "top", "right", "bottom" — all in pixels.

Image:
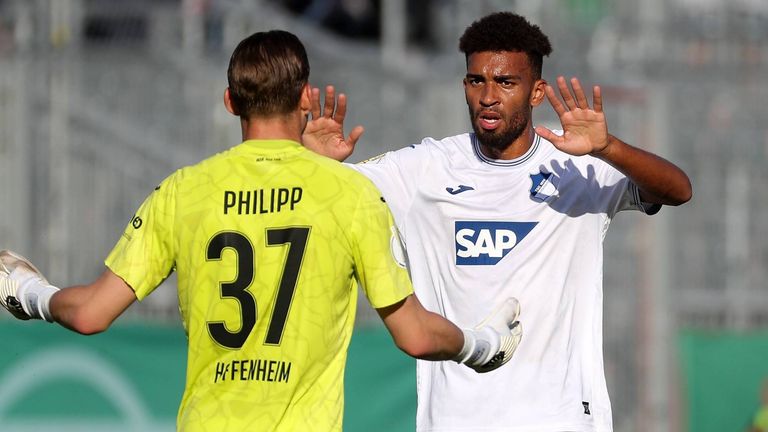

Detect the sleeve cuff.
[{"left": 629, "top": 182, "right": 661, "bottom": 215}]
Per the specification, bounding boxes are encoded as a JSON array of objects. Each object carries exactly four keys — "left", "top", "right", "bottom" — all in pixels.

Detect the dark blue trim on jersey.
[
  {"left": 629, "top": 182, "right": 661, "bottom": 215},
  {"left": 471, "top": 133, "right": 541, "bottom": 167}
]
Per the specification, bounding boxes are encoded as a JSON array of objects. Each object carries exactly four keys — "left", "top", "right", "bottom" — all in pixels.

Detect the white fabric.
[{"left": 351, "top": 132, "right": 657, "bottom": 432}]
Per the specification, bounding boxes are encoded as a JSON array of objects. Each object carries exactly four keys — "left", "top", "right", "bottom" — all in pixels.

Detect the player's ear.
[
  {"left": 298, "top": 83, "right": 311, "bottom": 117},
  {"left": 224, "top": 88, "right": 239, "bottom": 116},
  {"left": 530, "top": 79, "right": 547, "bottom": 107}
]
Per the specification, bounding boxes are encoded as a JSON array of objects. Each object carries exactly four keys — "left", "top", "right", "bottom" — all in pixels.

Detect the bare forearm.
[
  {"left": 412, "top": 309, "right": 464, "bottom": 361},
  {"left": 50, "top": 285, "right": 117, "bottom": 334},
  {"left": 378, "top": 295, "right": 463, "bottom": 360},
  {"left": 594, "top": 135, "right": 692, "bottom": 205},
  {"left": 378, "top": 294, "right": 522, "bottom": 373},
  {"left": 50, "top": 270, "right": 136, "bottom": 335}
]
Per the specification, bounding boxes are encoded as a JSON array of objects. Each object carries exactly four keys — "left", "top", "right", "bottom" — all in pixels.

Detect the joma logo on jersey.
[{"left": 455, "top": 221, "right": 537, "bottom": 265}]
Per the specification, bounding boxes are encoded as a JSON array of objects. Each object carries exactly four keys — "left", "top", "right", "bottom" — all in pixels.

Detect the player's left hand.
[
  {"left": 535, "top": 76, "right": 610, "bottom": 157},
  {"left": 0, "top": 249, "right": 59, "bottom": 321},
  {"left": 302, "top": 85, "right": 364, "bottom": 162},
  {"left": 456, "top": 298, "right": 522, "bottom": 373}
]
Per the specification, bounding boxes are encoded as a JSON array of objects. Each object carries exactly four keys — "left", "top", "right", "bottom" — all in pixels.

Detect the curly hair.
[
  {"left": 227, "top": 30, "right": 310, "bottom": 118},
  {"left": 459, "top": 12, "right": 552, "bottom": 79}
]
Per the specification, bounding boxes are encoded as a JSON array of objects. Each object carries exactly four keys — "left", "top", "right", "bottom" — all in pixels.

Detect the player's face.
[{"left": 463, "top": 51, "right": 541, "bottom": 153}]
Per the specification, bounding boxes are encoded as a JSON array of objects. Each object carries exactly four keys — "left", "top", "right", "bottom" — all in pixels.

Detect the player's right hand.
[
  {"left": 0, "top": 249, "right": 59, "bottom": 321},
  {"left": 455, "top": 298, "right": 522, "bottom": 373}
]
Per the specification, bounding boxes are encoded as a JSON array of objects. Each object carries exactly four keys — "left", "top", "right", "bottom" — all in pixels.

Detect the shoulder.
[
  {"left": 359, "top": 132, "right": 472, "bottom": 166},
  {"left": 303, "top": 155, "right": 390, "bottom": 219},
  {"left": 170, "top": 146, "right": 237, "bottom": 183},
  {"left": 302, "top": 150, "right": 382, "bottom": 194},
  {"left": 416, "top": 133, "right": 472, "bottom": 155}
]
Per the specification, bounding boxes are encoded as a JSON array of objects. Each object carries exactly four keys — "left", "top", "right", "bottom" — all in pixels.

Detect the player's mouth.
[{"left": 477, "top": 111, "right": 502, "bottom": 131}]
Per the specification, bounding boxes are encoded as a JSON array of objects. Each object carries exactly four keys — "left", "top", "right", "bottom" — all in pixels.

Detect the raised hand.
[
  {"left": 302, "top": 85, "right": 364, "bottom": 162},
  {"left": 535, "top": 76, "right": 610, "bottom": 156}
]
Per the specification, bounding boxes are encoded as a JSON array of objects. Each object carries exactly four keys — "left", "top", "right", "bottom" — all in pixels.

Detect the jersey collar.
[
  {"left": 240, "top": 139, "right": 303, "bottom": 152},
  {"left": 471, "top": 133, "right": 541, "bottom": 167}
]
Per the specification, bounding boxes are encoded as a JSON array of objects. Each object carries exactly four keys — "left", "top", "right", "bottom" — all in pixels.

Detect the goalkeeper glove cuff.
[
  {"left": 453, "top": 298, "right": 523, "bottom": 373},
  {"left": 454, "top": 327, "right": 499, "bottom": 367},
  {"left": 11, "top": 267, "right": 60, "bottom": 322},
  {"left": 0, "top": 250, "right": 60, "bottom": 322}
]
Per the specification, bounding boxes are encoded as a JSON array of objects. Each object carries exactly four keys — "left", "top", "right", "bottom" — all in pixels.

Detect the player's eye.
[{"left": 467, "top": 77, "right": 483, "bottom": 86}]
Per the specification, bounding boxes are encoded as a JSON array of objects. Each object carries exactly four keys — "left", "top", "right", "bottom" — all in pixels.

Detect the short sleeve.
[
  {"left": 348, "top": 177, "right": 413, "bottom": 309},
  {"left": 105, "top": 173, "right": 178, "bottom": 300},
  {"left": 591, "top": 157, "right": 661, "bottom": 218}
]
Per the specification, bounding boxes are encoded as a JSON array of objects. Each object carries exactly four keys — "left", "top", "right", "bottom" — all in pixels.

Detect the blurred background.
[{"left": 0, "top": 0, "right": 767, "bottom": 431}]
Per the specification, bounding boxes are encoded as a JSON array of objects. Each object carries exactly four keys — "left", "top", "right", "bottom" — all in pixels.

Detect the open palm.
[
  {"left": 302, "top": 86, "right": 363, "bottom": 162},
  {"left": 534, "top": 76, "right": 610, "bottom": 156}
]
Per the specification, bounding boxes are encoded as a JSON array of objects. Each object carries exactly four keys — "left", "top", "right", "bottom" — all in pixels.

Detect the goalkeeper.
[{"left": 0, "top": 30, "right": 522, "bottom": 431}]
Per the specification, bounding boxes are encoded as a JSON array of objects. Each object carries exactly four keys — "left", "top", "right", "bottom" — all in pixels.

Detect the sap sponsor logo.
[{"left": 455, "top": 221, "right": 537, "bottom": 265}]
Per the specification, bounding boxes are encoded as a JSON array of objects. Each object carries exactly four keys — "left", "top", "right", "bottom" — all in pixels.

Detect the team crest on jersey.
[
  {"left": 455, "top": 221, "right": 537, "bottom": 265},
  {"left": 529, "top": 171, "right": 559, "bottom": 202}
]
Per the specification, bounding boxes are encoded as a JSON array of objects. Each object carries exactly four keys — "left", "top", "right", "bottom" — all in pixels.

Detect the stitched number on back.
[
  {"left": 206, "top": 232, "right": 256, "bottom": 349},
  {"left": 264, "top": 227, "right": 309, "bottom": 345},
  {"left": 206, "top": 228, "right": 310, "bottom": 349}
]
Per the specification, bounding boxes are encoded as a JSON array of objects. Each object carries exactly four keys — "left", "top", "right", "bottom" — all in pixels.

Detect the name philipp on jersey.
[
  {"left": 224, "top": 187, "right": 303, "bottom": 215},
  {"left": 455, "top": 221, "right": 537, "bottom": 265}
]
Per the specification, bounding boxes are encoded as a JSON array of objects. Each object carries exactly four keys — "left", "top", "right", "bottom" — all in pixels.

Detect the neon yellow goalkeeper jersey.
[{"left": 105, "top": 139, "right": 413, "bottom": 431}]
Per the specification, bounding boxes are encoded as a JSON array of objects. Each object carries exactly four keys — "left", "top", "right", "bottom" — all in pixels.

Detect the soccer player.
[
  {"left": 0, "top": 30, "right": 523, "bottom": 431},
  {"left": 303, "top": 12, "right": 693, "bottom": 432}
]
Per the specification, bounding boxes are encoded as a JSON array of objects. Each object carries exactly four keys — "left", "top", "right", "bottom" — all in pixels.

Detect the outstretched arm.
[
  {"left": 50, "top": 269, "right": 137, "bottom": 335},
  {"left": 301, "top": 85, "right": 364, "bottom": 162},
  {"left": 377, "top": 294, "right": 522, "bottom": 373},
  {"left": 535, "top": 76, "right": 692, "bottom": 206},
  {"left": 0, "top": 249, "right": 136, "bottom": 335},
  {"left": 377, "top": 294, "right": 463, "bottom": 361}
]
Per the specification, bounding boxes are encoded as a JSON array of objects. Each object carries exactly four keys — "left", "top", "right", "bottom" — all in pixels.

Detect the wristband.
[
  {"left": 10, "top": 267, "right": 60, "bottom": 322},
  {"left": 454, "top": 328, "right": 496, "bottom": 367}
]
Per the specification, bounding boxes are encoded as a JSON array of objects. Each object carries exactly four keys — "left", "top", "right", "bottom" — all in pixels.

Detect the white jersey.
[{"left": 351, "top": 132, "right": 658, "bottom": 432}]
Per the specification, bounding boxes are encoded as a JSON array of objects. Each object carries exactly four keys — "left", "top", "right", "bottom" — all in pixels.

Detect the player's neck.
[
  {"left": 478, "top": 127, "right": 537, "bottom": 160},
  {"left": 240, "top": 113, "right": 303, "bottom": 143}
]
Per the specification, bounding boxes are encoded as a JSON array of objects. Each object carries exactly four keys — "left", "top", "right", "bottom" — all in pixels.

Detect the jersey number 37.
[{"left": 205, "top": 227, "right": 310, "bottom": 349}]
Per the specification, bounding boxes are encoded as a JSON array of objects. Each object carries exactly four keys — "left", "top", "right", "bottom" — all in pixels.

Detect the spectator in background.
[
  {"left": 276, "top": 0, "right": 436, "bottom": 46},
  {"left": 278, "top": 0, "right": 381, "bottom": 39}
]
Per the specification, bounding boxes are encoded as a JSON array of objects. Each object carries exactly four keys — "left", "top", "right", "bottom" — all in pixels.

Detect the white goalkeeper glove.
[
  {"left": 0, "top": 250, "right": 60, "bottom": 322},
  {"left": 454, "top": 298, "right": 522, "bottom": 373}
]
